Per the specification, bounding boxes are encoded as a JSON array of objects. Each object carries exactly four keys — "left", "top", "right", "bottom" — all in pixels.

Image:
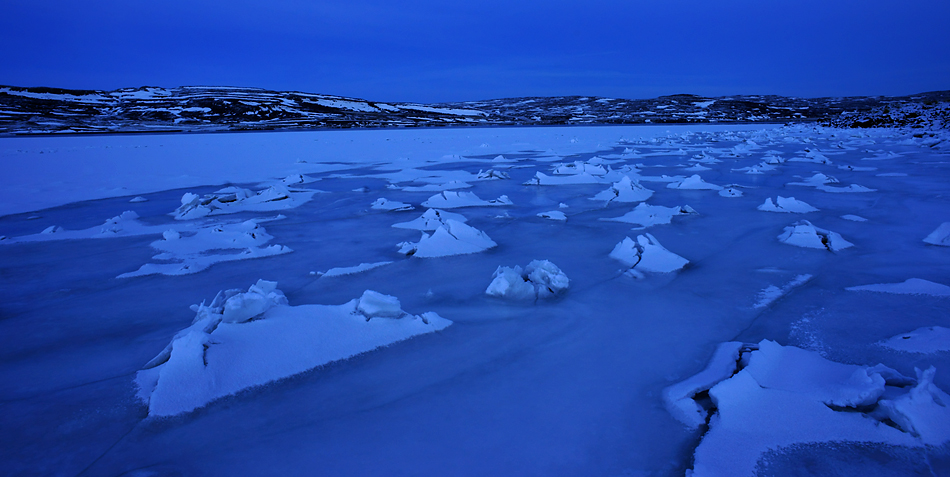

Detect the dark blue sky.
[{"left": 2, "top": 1, "right": 948, "bottom": 103}]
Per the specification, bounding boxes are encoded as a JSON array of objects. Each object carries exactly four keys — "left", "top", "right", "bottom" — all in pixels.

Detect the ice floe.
[
  {"left": 845, "top": 278, "right": 950, "bottom": 297},
  {"left": 135, "top": 281, "right": 451, "bottom": 416},
  {"left": 923, "top": 222, "right": 950, "bottom": 246},
  {"left": 666, "top": 174, "right": 723, "bottom": 191},
  {"left": 778, "top": 220, "right": 853, "bottom": 251},
  {"left": 879, "top": 326, "right": 950, "bottom": 354},
  {"left": 476, "top": 169, "right": 510, "bottom": 180},
  {"left": 397, "top": 218, "right": 496, "bottom": 258},
  {"left": 485, "top": 260, "right": 570, "bottom": 301},
  {"left": 421, "top": 191, "right": 512, "bottom": 208},
  {"left": 392, "top": 208, "right": 468, "bottom": 231},
  {"left": 118, "top": 218, "right": 291, "bottom": 277},
  {"left": 590, "top": 176, "right": 654, "bottom": 203},
  {"left": 609, "top": 234, "right": 689, "bottom": 274},
  {"left": 666, "top": 340, "right": 950, "bottom": 476},
  {"left": 174, "top": 185, "right": 315, "bottom": 220},
  {"left": 601, "top": 203, "right": 697, "bottom": 227},
  {"left": 371, "top": 198, "right": 415, "bottom": 211},
  {"left": 757, "top": 196, "right": 818, "bottom": 213}
]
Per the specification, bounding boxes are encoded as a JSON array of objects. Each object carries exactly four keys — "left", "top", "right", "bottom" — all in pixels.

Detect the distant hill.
[{"left": 1, "top": 85, "right": 947, "bottom": 135}]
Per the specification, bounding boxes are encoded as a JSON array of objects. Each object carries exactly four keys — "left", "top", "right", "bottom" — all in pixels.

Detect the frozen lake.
[{"left": 1, "top": 124, "right": 949, "bottom": 476}]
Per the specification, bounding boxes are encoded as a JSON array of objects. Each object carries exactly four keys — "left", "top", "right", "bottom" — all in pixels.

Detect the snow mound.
[
  {"left": 923, "top": 222, "right": 950, "bottom": 246},
  {"left": 397, "top": 219, "right": 496, "bottom": 258},
  {"left": 135, "top": 282, "right": 451, "bottom": 417},
  {"left": 880, "top": 326, "right": 950, "bottom": 354},
  {"left": 718, "top": 187, "right": 742, "bottom": 198},
  {"left": 371, "top": 198, "right": 415, "bottom": 211},
  {"left": 778, "top": 220, "right": 853, "bottom": 251},
  {"left": 537, "top": 211, "right": 567, "bottom": 221},
  {"left": 818, "top": 183, "right": 877, "bottom": 193},
  {"left": 174, "top": 185, "right": 314, "bottom": 220},
  {"left": 320, "top": 261, "right": 392, "bottom": 278},
  {"left": 788, "top": 173, "right": 838, "bottom": 187},
  {"left": 392, "top": 208, "right": 468, "bottom": 231},
  {"left": 5, "top": 210, "right": 184, "bottom": 243},
  {"left": 609, "top": 234, "right": 688, "bottom": 273},
  {"left": 118, "top": 219, "right": 291, "bottom": 277},
  {"left": 790, "top": 149, "right": 832, "bottom": 164},
  {"left": 666, "top": 174, "right": 723, "bottom": 191},
  {"left": 129, "top": 196, "right": 148, "bottom": 203},
  {"left": 421, "top": 191, "right": 512, "bottom": 208},
  {"left": 667, "top": 340, "right": 950, "bottom": 476},
  {"left": 846, "top": 278, "right": 950, "bottom": 297},
  {"left": 757, "top": 196, "right": 818, "bottom": 213},
  {"left": 485, "top": 260, "right": 570, "bottom": 301},
  {"left": 601, "top": 203, "right": 697, "bottom": 227},
  {"left": 590, "top": 176, "right": 654, "bottom": 203}
]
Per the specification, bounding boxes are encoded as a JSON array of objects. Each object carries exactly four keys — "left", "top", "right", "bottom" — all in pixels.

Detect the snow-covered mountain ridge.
[{"left": 1, "top": 85, "right": 947, "bottom": 135}]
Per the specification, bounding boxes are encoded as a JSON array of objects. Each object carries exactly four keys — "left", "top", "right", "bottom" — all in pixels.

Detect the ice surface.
[
  {"left": 846, "top": 278, "right": 950, "bottom": 296},
  {"left": 757, "top": 196, "right": 818, "bottom": 213},
  {"left": 136, "top": 282, "right": 451, "bottom": 416},
  {"left": 485, "top": 260, "right": 570, "bottom": 301},
  {"left": 924, "top": 222, "right": 950, "bottom": 246},
  {"left": 537, "top": 210, "right": 567, "bottom": 221},
  {"left": 879, "top": 327, "right": 950, "bottom": 353},
  {"left": 778, "top": 220, "right": 854, "bottom": 251},
  {"left": 609, "top": 234, "right": 689, "bottom": 273},
  {"left": 4, "top": 124, "right": 950, "bottom": 475}
]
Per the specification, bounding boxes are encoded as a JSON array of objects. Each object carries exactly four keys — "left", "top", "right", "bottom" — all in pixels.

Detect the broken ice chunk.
[
  {"left": 537, "top": 211, "right": 567, "bottom": 221},
  {"left": 923, "top": 222, "right": 950, "bottom": 246},
  {"left": 663, "top": 342, "right": 744, "bottom": 429},
  {"left": 778, "top": 220, "right": 853, "bottom": 251},
  {"left": 876, "top": 367, "right": 950, "bottom": 445},
  {"left": 485, "top": 260, "right": 569, "bottom": 301},
  {"left": 371, "top": 198, "right": 415, "bottom": 211},
  {"left": 421, "top": 191, "right": 512, "bottom": 208},
  {"left": 609, "top": 234, "right": 688, "bottom": 273},
  {"left": 552, "top": 161, "right": 607, "bottom": 176},
  {"left": 757, "top": 196, "right": 818, "bottom": 213},
  {"left": 476, "top": 169, "right": 510, "bottom": 180},
  {"left": 601, "top": 203, "right": 697, "bottom": 227},
  {"left": 590, "top": 176, "right": 654, "bottom": 203},
  {"left": 356, "top": 290, "right": 404, "bottom": 319}
]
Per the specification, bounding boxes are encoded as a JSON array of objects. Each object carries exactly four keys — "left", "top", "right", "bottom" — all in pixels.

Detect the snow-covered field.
[{"left": 1, "top": 124, "right": 949, "bottom": 475}]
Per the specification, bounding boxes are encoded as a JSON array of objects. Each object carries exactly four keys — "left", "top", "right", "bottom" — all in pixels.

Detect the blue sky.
[{"left": 2, "top": 0, "right": 948, "bottom": 103}]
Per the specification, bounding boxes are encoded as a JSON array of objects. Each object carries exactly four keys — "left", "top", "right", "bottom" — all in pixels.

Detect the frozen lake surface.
[{"left": 1, "top": 124, "right": 949, "bottom": 475}]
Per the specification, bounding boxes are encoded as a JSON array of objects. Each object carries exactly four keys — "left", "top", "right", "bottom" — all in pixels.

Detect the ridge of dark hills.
[{"left": 1, "top": 85, "right": 947, "bottom": 135}]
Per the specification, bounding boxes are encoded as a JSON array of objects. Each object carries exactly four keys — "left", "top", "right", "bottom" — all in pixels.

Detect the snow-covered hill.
[{"left": 2, "top": 85, "right": 947, "bottom": 135}]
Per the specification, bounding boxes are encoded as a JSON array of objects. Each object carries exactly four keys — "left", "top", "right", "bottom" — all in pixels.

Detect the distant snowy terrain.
[{"left": 1, "top": 123, "right": 949, "bottom": 475}]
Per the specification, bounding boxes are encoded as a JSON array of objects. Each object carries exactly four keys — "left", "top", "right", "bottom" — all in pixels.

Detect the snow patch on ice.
[
  {"left": 174, "top": 185, "right": 314, "bottom": 220},
  {"left": 320, "top": 261, "right": 393, "bottom": 278},
  {"left": 601, "top": 203, "right": 697, "bottom": 228},
  {"left": 590, "top": 176, "right": 654, "bottom": 203},
  {"left": 846, "top": 278, "right": 950, "bottom": 297},
  {"left": 421, "top": 191, "right": 512, "bottom": 209},
  {"left": 879, "top": 327, "right": 950, "bottom": 354},
  {"left": 757, "top": 197, "right": 818, "bottom": 213},
  {"left": 371, "top": 198, "right": 415, "bottom": 211},
  {"left": 609, "top": 234, "right": 689, "bottom": 273},
  {"left": 392, "top": 208, "right": 468, "bottom": 231},
  {"left": 397, "top": 219, "right": 496, "bottom": 258},
  {"left": 923, "top": 222, "right": 950, "bottom": 246},
  {"left": 753, "top": 274, "right": 812, "bottom": 309}
]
